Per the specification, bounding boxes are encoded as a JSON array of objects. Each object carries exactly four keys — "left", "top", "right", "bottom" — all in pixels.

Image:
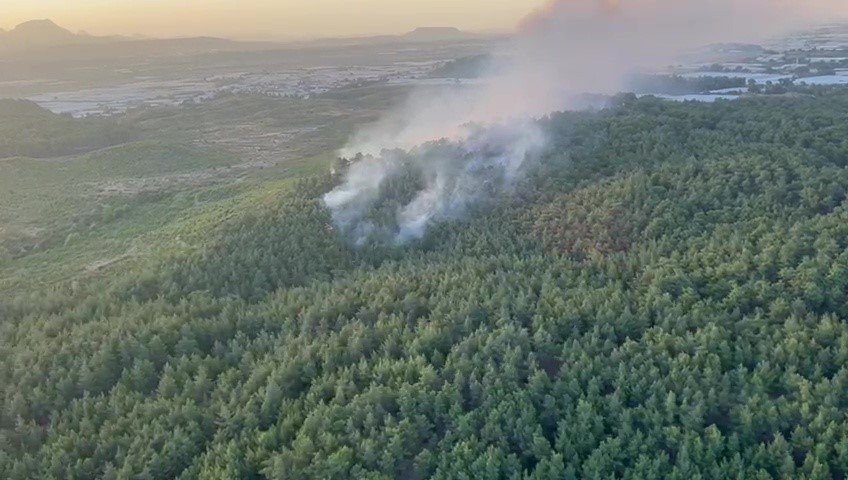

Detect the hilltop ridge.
[
  {"left": 403, "top": 26, "right": 470, "bottom": 41},
  {"left": 0, "top": 19, "right": 122, "bottom": 50}
]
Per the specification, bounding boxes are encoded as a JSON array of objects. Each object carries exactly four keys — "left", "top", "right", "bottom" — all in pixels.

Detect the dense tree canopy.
[{"left": 2, "top": 92, "right": 848, "bottom": 479}]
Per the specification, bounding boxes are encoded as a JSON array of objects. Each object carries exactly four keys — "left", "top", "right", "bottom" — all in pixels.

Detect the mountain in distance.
[
  {"left": 3, "top": 19, "right": 75, "bottom": 41},
  {"left": 300, "top": 26, "right": 492, "bottom": 49},
  {"left": 0, "top": 19, "right": 246, "bottom": 53},
  {"left": 0, "top": 20, "right": 496, "bottom": 64},
  {"left": 0, "top": 19, "right": 254, "bottom": 60},
  {"left": 0, "top": 19, "right": 116, "bottom": 49},
  {"left": 402, "top": 26, "right": 475, "bottom": 42}
]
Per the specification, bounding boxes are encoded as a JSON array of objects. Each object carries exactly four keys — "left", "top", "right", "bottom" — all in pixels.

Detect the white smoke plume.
[
  {"left": 325, "top": 121, "right": 545, "bottom": 245},
  {"left": 325, "top": 0, "right": 848, "bottom": 245}
]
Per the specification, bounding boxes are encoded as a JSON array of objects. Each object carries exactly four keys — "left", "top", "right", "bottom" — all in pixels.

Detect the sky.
[{"left": 1, "top": 0, "right": 551, "bottom": 40}]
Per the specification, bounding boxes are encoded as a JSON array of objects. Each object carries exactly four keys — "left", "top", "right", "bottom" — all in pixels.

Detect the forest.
[
  {"left": 2, "top": 91, "right": 848, "bottom": 479},
  {"left": 626, "top": 75, "right": 748, "bottom": 95}
]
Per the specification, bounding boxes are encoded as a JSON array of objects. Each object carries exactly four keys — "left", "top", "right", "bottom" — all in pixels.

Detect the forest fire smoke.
[{"left": 324, "top": 0, "right": 848, "bottom": 245}]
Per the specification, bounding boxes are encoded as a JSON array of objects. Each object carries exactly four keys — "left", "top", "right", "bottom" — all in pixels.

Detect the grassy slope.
[
  {"left": 0, "top": 142, "right": 241, "bottom": 288},
  {"left": 0, "top": 99, "right": 133, "bottom": 158},
  {"left": 0, "top": 87, "right": 404, "bottom": 295}
]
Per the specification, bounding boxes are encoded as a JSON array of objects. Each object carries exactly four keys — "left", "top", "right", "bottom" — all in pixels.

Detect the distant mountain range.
[
  {"left": 403, "top": 27, "right": 472, "bottom": 41},
  {"left": 0, "top": 20, "right": 271, "bottom": 62},
  {"left": 0, "top": 19, "right": 485, "bottom": 53},
  {"left": 0, "top": 19, "right": 242, "bottom": 54},
  {"left": 0, "top": 19, "right": 120, "bottom": 49}
]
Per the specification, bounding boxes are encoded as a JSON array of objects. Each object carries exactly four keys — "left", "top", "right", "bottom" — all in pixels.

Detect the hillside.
[
  {"left": 2, "top": 92, "right": 848, "bottom": 479},
  {"left": 0, "top": 99, "right": 133, "bottom": 158},
  {"left": 429, "top": 54, "right": 496, "bottom": 79}
]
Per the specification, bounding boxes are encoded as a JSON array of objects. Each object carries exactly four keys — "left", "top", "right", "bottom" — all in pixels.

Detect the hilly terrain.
[
  {"left": 1, "top": 89, "right": 848, "bottom": 479},
  {"left": 403, "top": 27, "right": 476, "bottom": 42},
  {"left": 0, "top": 19, "right": 124, "bottom": 50},
  {"left": 0, "top": 18, "right": 249, "bottom": 60},
  {"left": 0, "top": 20, "right": 483, "bottom": 56}
]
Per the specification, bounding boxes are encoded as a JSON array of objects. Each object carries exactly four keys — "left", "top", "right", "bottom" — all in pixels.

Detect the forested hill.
[{"left": 3, "top": 92, "right": 848, "bottom": 479}]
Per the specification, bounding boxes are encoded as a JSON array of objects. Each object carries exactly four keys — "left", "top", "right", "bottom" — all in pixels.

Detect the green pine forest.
[{"left": 3, "top": 91, "right": 848, "bottom": 479}]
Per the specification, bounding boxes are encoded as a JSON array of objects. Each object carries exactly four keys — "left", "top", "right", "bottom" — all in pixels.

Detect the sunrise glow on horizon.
[{"left": 2, "top": 0, "right": 551, "bottom": 40}]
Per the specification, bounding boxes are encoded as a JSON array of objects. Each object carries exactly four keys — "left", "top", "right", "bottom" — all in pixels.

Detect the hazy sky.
[{"left": 2, "top": 0, "right": 551, "bottom": 40}]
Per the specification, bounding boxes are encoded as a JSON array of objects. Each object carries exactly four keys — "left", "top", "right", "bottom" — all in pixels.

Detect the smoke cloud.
[
  {"left": 326, "top": 121, "right": 545, "bottom": 245},
  {"left": 325, "top": 0, "right": 848, "bottom": 245}
]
